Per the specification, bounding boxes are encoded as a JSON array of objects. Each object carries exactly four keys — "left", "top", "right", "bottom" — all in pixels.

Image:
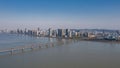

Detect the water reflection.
[
  {"left": 1, "top": 34, "right": 120, "bottom": 68},
  {"left": 48, "top": 38, "right": 53, "bottom": 43}
]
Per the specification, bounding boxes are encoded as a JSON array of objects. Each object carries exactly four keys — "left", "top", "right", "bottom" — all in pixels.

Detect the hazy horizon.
[{"left": 0, "top": 0, "right": 120, "bottom": 30}]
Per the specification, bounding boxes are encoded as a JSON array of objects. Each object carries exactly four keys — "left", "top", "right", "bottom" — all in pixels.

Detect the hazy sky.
[{"left": 0, "top": 0, "right": 120, "bottom": 30}]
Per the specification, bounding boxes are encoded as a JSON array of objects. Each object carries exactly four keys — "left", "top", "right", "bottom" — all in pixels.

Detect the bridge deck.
[{"left": 0, "top": 43, "right": 55, "bottom": 55}]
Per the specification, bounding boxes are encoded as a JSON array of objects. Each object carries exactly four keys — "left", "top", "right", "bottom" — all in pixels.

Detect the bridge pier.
[
  {"left": 10, "top": 48, "right": 14, "bottom": 55},
  {"left": 39, "top": 45, "right": 41, "bottom": 48},
  {"left": 22, "top": 48, "right": 24, "bottom": 52},
  {"left": 51, "top": 43, "right": 54, "bottom": 47},
  {"left": 46, "top": 44, "right": 48, "bottom": 48},
  {"left": 31, "top": 45, "right": 34, "bottom": 50}
]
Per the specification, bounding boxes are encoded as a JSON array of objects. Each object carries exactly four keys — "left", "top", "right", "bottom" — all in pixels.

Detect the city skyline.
[{"left": 0, "top": 0, "right": 120, "bottom": 30}]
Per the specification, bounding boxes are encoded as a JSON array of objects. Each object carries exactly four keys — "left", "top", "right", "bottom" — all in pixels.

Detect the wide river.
[{"left": 0, "top": 33, "right": 120, "bottom": 68}]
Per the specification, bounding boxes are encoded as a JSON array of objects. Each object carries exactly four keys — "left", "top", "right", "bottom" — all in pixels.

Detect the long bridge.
[{"left": 0, "top": 43, "right": 55, "bottom": 55}]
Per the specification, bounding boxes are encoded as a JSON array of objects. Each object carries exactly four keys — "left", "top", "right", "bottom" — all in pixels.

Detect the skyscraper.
[
  {"left": 65, "top": 29, "right": 69, "bottom": 37},
  {"left": 48, "top": 28, "right": 52, "bottom": 37},
  {"left": 57, "top": 29, "right": 66, "bottom": 38},
  {"left": 58, "top": 29, "right": 62, "bottom": 37}
]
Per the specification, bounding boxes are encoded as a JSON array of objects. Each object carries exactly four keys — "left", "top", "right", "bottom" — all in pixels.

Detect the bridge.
[{"left": 0, "top": 43, "right": 55, "bottom": 55}]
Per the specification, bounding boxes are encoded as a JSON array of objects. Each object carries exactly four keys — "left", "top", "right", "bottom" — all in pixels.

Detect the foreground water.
[{"left": 0, "top": 33, "right": 120, "bottom": 68}]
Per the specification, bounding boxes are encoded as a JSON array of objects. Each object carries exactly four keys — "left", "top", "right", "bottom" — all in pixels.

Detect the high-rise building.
[
  {"left": 37, "top": 27, "right": 40, "bottom": 31},
  {"left": 68, "top": 31, "right": 72, "bottom": 38},
  {"left": 65, "top": 29, "right": 69, "bottom": 37},
  {"left": 48, "top": 28, "right": 52, "bottom": 37},
  {"left": 17, "top": 29, "right": 20, "bottom": 34},
  {"left": 24, "top": 28, "right": 27, "bottom": 34},
  {"left": 52, "top": 30, "right": 57, "bottom": 37},
  {"left": 57, "top": 29, "right": 62, "bottom": 37},
  {"left": 28, "top": 30, "right": 33, "bottom": 35},
  {"left": 57, "top": 29, "right": 67, "bottom": 38}
]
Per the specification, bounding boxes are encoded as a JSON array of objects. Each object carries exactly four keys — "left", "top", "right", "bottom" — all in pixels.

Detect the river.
[{"left": 0, "top": 33, "right": 120, "bottom": 68}]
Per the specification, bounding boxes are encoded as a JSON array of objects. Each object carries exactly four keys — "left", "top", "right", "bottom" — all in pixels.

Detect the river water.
[{"left": 0, "top": 33, "right": 120, "bottom": 68}]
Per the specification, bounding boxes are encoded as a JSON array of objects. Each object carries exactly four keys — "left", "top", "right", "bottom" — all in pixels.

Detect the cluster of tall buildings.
[
  {"left": 9, "top": 28, "right": 120, "bottom": 41},
  {"left": 15, "top": 28, "right": 73, "bottom": 38}
]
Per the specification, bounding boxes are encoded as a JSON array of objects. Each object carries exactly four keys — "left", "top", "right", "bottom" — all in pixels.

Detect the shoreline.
[{"left": 8, "top": 33, "right": 120, "bottom": 43}]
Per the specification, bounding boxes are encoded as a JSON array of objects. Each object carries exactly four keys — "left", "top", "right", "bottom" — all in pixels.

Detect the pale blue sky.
[{"left": 0, "top": 0, "right": 120, "bottom": 30}]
